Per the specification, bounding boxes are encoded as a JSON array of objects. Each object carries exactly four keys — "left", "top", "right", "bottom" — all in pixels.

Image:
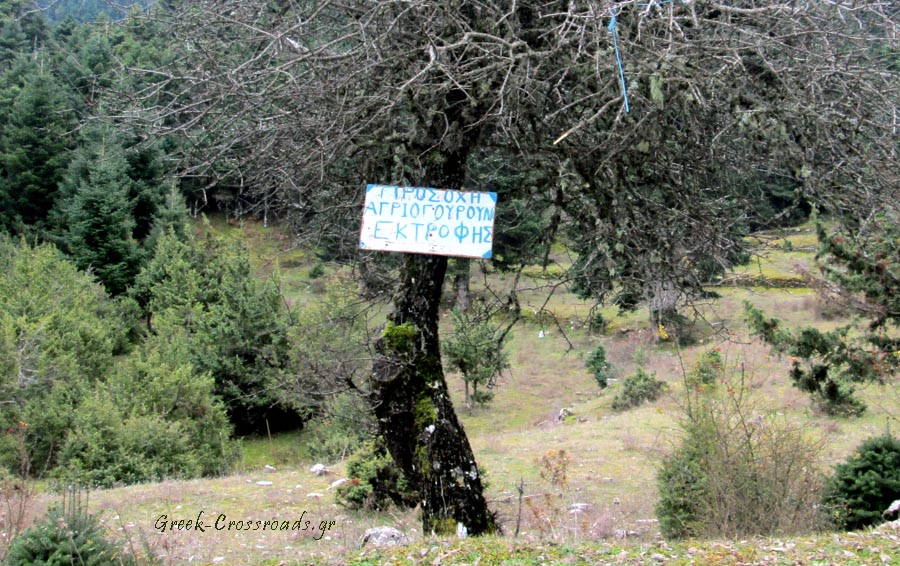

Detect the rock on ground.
[{"left": 359, "top": 526, "right": 411, "bottom": 548}]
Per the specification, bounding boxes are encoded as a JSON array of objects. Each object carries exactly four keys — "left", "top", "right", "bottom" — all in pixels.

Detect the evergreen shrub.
[
  {"left": 612, "top": 368, "right": 665, "bottom": 410},
  {"left": 334, "top": 441, "right": 416, "bottom": 511},
  {"left": 823, "top": 434, "right": 900, "bottom": 530}
]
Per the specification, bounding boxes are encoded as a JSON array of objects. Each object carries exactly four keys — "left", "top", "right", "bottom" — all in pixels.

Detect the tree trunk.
[
  {"left": 452, "top": 258, "right": 471, "bottom": 312},
  {"left": 371, "top": 253, "right": 495, "bottom": 535},
  {"left": 369, "top": 85, "right": 495, "bottom": 533},
  {"left": 647, "top": 278, "right": 679, "bottom": 342}
]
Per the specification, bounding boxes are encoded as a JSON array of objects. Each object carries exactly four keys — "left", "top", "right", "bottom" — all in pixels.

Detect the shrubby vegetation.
[
  {"left": 134, "top": 228, "right": 300, "bottom": 434},
  {"left": 0, "top": 237, "right": 236, "bottom": 486},
  {"left": 0, "top": 0, "right": 895, "bottom": 550},
  {"left": 5, "top": 489, "right": 135, "bottom": 565},
  {"left": 0, "top": 238, "right": 129, "bottom": 475},
  {"left": 334, "top": 440, "right": 417, "bottom": 511},
  {"left": 657, "top": 366, "right": 824, "bottom": 539},
  {"left": 442, "top": 307, "right": 510, "bottom": 409},
  {"left": 300, "top": 393, "right": 376, "bottom": 463},
  {"left": 611, "top": 368, "right": 665, "bottom": 410},
  {"left": 36, "top": 0, "right": 152, "bottom": 23},
  {"left": 275, "top": 276, "right": 371, "bottom": 428},
  {"left": 56, "top": 330, "right": 237, "bottom": 487},
  {"left": 685, "top": 349, "right": 723, "bottom": 389},
  {"left": 746, "top": 215, "right": 899, "bottom": 415},
  {"left": 585, "top": 344, "right": 612, "bottom": 389}
]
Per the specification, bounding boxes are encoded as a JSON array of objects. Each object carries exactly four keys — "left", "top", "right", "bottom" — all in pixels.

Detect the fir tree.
[
  {"left": 61, "top": 139, "right": 141, "bottom": 295},
  {"left": 146, "top": 183, "right": 190, "bottom": 248},
  {"left": 0, "top": 66, "right": 75, "bottom": 233},
  {"left": 0, "top": 0, "right": 49, "bottom": 70},
  {"left": 135, "top": 228, "right": 297, "bottom": 434}
]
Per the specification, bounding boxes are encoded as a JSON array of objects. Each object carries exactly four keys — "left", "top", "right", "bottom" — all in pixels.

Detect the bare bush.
[
  {"left": 0, "top": 477, "right": 35, "bottom": 561},
  {"left": 658, "top": 367, "right": 827, "bottom": 539}
]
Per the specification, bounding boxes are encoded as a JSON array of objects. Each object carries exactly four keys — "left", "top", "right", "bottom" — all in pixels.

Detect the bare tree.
[{"left": 120, "top": 0, "right": 898, "bottom": 534}]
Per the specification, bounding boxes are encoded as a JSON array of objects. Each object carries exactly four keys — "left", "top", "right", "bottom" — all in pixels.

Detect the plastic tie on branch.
[
  {"left": 607, "top": 0, "right": 675, "bottom": 113},
  {"left": 607, "top": 10, "right": 630, "bottom": 113}
]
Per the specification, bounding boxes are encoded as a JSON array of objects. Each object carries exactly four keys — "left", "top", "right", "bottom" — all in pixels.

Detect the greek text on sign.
[{"left": 359, "top": 184, "right": 496, "bottom": 258}]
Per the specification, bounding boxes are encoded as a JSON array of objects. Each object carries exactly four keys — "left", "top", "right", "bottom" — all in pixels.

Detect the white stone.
[
  {"left": 358, "top": 526, "right": 411, "bottom": 548},
  {"left": 256, "top": 480, "right": 273, "bottom": 486},
  {"left": 569, "top": 502, "right": 590, "bottom": 513},
  {"left": 263, "top": 465, "right": 276, "bottom": 473},
  {"left": 309, "top": 463, "right": 329, "bottom": 476},
  {"left": 328, "top": 478, "right": 349, "bottom": 490},
  {"left": 883, "top": 499, "right": 900, "bottom": 520}
]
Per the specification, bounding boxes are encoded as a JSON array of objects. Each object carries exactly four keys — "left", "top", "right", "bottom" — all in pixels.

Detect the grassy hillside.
[{"left": 10, "top": 216, "right": 898, "bottom": 565}]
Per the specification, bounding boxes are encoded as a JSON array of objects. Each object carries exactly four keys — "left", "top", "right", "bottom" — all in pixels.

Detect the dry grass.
[{"left": 33, "top": 469, "right": 421, "bottom": 565}]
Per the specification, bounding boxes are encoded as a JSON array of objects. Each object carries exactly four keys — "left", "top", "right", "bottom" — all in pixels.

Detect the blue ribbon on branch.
[
  {"left": 607, "top": 0, "right": 674, "bottom": 113},
  {"left": 607, "top": 10, "right": 630, "bottom": 113}
]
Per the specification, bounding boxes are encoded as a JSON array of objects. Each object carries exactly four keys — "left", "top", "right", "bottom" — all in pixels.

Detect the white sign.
[{"left": 359, "top": 184, "right": 496, "bottom": 259}]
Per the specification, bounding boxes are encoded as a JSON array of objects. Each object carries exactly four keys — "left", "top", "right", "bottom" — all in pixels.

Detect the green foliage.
[
  {"left": 145, "top": 184, "right": 190, "bottom": 250},
  {"left": 58, "top": 133, "right": 143, "bottom": 295},
  {"left": 275, "top": 277, "right": 369, "bottom": 424},
  {"left": 442, "top": 307, "right": 510, "bottom": 408},
  {"left": 334, "top": 440, "right": 417, "bottom": 511},
  {"left": 657, "top": 376, "right": 825, "bottom": 539},
  {"left": 746, "top": 214, "right": 899, "bottom": 416},
  {"left": 0, "top": 4, "right": 178, "bottom": 244},
  {"left": 656, "top": 427, "right": 709, "bottom": 539},
  {"left": 54, "top": 396, "right": 201, "bottom": 488},
  {"left": 584, "top": 345, "right": 612, "bottom": 389},
  {"left": 823, "top": 434, "right": 900, "bottom": 531},
  {"left": 0, "top": 238, "right": 234, "bottom": 484},
  {"left": 466, "top": 149, "right": 555, "bottom": 272},
  {"left": 36, "top": 0, "right": 151, "bottom": 23},
  {"left": 611, "top": 368, "right": 665, "bottom": 410},
  {"left": 686, "top": 349, "right": 723, "bottom": 389},
  {"left": 0, "top": 1, "right": 49, "bottom": 71},
  {"left": 0, "top": 238, "right": 126, "bottom": 474},
  {"left": 737, "top": 173, "right": 809, "bottom": 232},
  {"left": 134, "top": 228, "right": 297, "bottom": 434},
  {"left": 0, "top": 65, "right": 75, "bottom": 234},
  {"left": 6, "top": 489, "right": 134, "bottom": 565},
  {"left": 55, "top": 331, "right": 236, "bottom": 487},
  {"left": 588, "top": 310, "right": 608, "bottom": 334},
  {"left": 301, "top": 393, "right": 375, "bottom": 462},
  {"left": 307, "top": 261, "right": 325, "bottom": 279},
  {"left": 746, "top": 305, "right": 867, "bottom": 416}
]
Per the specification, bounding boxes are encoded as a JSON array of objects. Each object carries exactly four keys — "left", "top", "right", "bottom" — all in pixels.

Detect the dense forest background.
[{"left": 36, "top": 0, "right": 152, "bottom": 22}]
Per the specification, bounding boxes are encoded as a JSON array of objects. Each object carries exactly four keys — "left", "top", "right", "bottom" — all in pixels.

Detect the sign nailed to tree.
[{"left": 359, "top": 184, "right": 497, "bottom": 258}]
